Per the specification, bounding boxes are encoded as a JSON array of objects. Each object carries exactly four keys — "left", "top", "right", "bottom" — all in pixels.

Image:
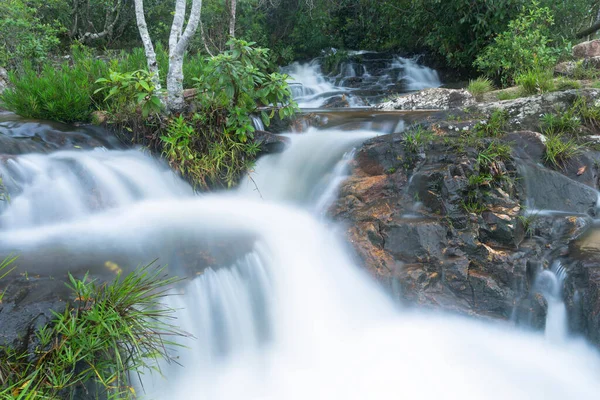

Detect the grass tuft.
[
  {"left": 468, "top": 77, "right": 494, "bottom": 100},
  {"left": 515, "top": 69, "right": 555, "bottom": 95},
  {"left": 0, "top": 263, "right": 189, "bottom": 399},
  {"left": 543, "top": 133, "right": 581, "bottom": 169}
]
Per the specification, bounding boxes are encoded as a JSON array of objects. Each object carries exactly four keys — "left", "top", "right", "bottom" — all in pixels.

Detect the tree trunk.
[
  {"left": 229, "top": 0, "right": 237, "bottom": 48},
  {"left": 133, "top": 0, "right": 161, "bottom": 91},
  {"left": 167, "top": 0, "right": 203, "bottom": 112}
]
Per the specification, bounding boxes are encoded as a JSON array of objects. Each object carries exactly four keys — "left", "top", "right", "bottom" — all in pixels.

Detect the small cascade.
[
  {"left": 0, "top": 149, "right": 192, "bottom": 229},
  {"left": 237, "top": 128, "right": 377, "bottom": 206},
  {"left": 283, "top": 52, "right": 442, "bottom": 108},
  {"left": 535, "top": 261, "right": 569, "bottom": 343},
  {"left": 251, "top": 115, "right": 265, "bottom": 131},
  {"left": 392, "top": 56, "right": 441, "bottom": 91}
]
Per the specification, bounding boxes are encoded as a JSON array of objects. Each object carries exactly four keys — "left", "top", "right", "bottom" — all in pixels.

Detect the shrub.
[
  {"left": 544, "top": 133, "right": 581, "bottom": 169},
  {"left": 0, "top": 0, "right": 63, "bottom": 68},
  {"left": 95, "top": 69, "right": 164, "bottom": 119},
  {"left": 468, "top": 77, "right": 494, "bottom": 100},
  {"left": 515, "top": 69, "right": 555, "bottom": 95},
  {"left": 0, "top": 264, "right": 187, "bottom": 399},
  {"left": 0, "top": 61, "right": 95, "bottom": 122},
  {"left": 475, "top": 2, "right": 561, "bottom": 86}
]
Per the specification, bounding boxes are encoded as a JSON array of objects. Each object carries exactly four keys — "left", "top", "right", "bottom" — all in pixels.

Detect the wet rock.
[
  {"left": 520, "top": 162, "right": 598, "bottom": 215},
  {"left": 573, "top": 39, "right": 600, "bottom": 59},
  {"left": 377, "top": 88, "right": 476, "bottom": 111},
  {"left": 322, "top": 95, "right": 351, "bottom": 108},
  {"left": 253, "top": 130, "right": 289, "bottom": 154}
]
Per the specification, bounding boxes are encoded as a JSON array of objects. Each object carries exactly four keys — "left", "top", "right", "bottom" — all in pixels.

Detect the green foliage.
[
  {"left": 0, "top": 265, "right": 186, "bottom": 399},
  {"left": 95, "top": 69, "right": 164, "bottom": 119},
  {"left": 475, "top": 2, "right": 561, "bottom": 86},
  {"left": 554, "top": 78, "right": 582, "bottom": 91},
  {"left": 0, "top": 0, "right": 63, "bottom": 68},
  {"left": 161, "top": 114, "right": 261, "bottom": 188},
  {"left": 0, "top": 60, "right": 95, "bottom": 123},
  {"left": 475, "top": 109, "right": 509, "bottom": 137},
  {"left": 404, "top": 126, "right": 433, "bottom": 153},
  {"left": 544, "top": 133, "right": 581, "bottom": 169},
  {"left": 571, "top": 96, "right": 600, "bottom": 131},
  {"left": 477, "top": 141, "right": 512, "bottom": 168},
  {"left": 468, "top": 77, "right": 494, "bottom": 100},
  {"left": 194, "top": 38, "right": 297, "bottom": 143},
  {"left": 540, "top": 110, "right": 581, "bottom": 136},
  {"left": 515, "top": 69, "right": 555, "bottom": 95},
  {"left": 573, "top": 60, "right": 600, "bottom": 80},
  {"left": 0, "top": 255, "right": 17, "bottom": 303}
]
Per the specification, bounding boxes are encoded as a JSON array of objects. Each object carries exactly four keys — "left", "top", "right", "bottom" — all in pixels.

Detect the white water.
[
  {"left": 284, "top": 53, "right": 441, "bottom": 108},
  {"left": 535, "top": 261, "right": 569, "bottom": 343},
  {"left": 2, "top": 122, "right": 600, "bottom": 399}
]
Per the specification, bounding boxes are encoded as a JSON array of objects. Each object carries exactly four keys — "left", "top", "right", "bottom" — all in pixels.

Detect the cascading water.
[
  {"left": 283, "top": 53, "right": 442, "bottom": 108},
  {"left": 535, "top": 261, "right": 569, "bottom": 343},
  {"left": 2, "top": 110, "right": 600, "bottom": 398}
]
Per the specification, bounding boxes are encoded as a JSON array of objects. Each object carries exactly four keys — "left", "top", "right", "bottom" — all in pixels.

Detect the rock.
[
  {"left": 471, "top": 89, "right": 600, "bottom": 132},
  {"left": 0, "top": 67, "right": 8, "bottom": 96},
  {"left": 253, "top": 130, "right": 289, "bottom": 154},
  {"left": 555, "top": 61, "right": 577, "bottom": 77},
  {"left": 377, "top": 88, "right": 476, "bottom": 111},
  {"left": 322, "top": 95, "right": 350, "bottom": 108},
  {"left": 520, "top": 162, "right": 598, "bottom": 215},
  {"left": 573, "top": 39, "right": 600, "bottom": 59}
]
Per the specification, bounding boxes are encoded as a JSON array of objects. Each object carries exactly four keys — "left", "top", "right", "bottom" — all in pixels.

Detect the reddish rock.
[{"left": 573, "top": 40, "right": 600, "bottom": 59}]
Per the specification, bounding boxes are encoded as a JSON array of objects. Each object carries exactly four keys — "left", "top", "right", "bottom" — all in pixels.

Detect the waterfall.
[
  {"left": 535, "top": 261, "right": 569, "bottom": 343},
  {"left": 2, "top": 114, "right": 600, "bottom": 399},
  {"left": 392, "top": 56, "right": 441, "bottom": 91}
]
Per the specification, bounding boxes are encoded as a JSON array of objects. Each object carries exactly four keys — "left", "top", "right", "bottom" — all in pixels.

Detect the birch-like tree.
[{"left": 133, "top": 0, "right": 203, "bottom": 112}]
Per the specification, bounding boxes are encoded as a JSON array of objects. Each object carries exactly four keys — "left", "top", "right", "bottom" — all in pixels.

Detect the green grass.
[
  {"left": 475, "top": 109, "right": 509, "bottom": 138},
  {"left": 540, "top": 110, "right": 581, "bottom": 136},
  {"left": 573, "top": 61, "right": 600, "bottom": 80},
  {"left": 467, "top": 77, "right": 494, "bottom": 100},
  {"left": 404, "top": 126, "right": 433, "bottom": 153},
  {"left": 496, "top": 90, "right": 522, "bottom": 101},
  {"left": 0, "top": 264, "right": 188, "bottom": 399},
  {"left": 553, "top": 77, "right": 582, "bottom": 91},
  {"left": 515, "top": 69, "right": 555, "bottom": 95},
  {"left": 543, "top": 133, "right": 581, "bottom": 169},
  {"left": 461, "top": 199, "right": 487, "bottom": 214}
]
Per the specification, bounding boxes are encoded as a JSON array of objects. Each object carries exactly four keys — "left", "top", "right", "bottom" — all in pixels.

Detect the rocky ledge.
[{"left": 332, "top": 89, "right": 600, "bottom": 343}]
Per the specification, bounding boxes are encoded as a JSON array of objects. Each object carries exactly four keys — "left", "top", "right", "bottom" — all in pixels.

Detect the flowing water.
[
  {"left": 284, "top": 53, "right": 441, "bottom": 108},
  {"left": 1, "top": 57, "right": 600, "bottom": 399}
]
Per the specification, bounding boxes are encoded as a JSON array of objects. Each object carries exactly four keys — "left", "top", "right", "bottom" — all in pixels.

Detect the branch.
[{"left": 577, "top": 20, "right": 600, "bottom": 39}]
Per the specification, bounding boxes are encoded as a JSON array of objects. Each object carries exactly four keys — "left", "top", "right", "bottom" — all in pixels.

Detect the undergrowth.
[
  {"left": 467, "top": 77, "right": 494, "bottom": 100},
  {"left": 0, "top": 263, "right": 187, "bottom": 399}
]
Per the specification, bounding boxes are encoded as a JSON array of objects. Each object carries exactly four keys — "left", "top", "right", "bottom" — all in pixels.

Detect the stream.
[{"left": 1, "top": 54, "right": 600, "bottom": 399}]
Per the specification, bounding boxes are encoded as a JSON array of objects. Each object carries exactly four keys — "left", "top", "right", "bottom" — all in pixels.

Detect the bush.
[
  {"left": 468, "top": 77, "right": 494, "bottom": 100},
  {"left": 0, "top": 265, "right": 187, "bottom": 399},
  {"left": 160, "top": 39, "right": 297, "bottom": 188},
  {"left": 0, "top": 61, "right": 96, "bottom": 122},
  {"left": 475, "top": 1, "right": 561, "bottom": 86},
  {"left": 0, "top": 0, "right": 63, "bottom": 68},
  {"left": 515, "top": 69, "right": 555, "bottom": 95}
]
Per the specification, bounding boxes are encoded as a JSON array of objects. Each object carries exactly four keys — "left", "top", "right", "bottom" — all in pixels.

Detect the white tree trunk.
[
  {"left": 229, "top": 0, "right": 237, "bottom": 48},
  {"left": 167, "top": 0, "right": 203, "bottom": 112},
  {"left": 133, "top": 0, "right": 161, "bottom": 91}
]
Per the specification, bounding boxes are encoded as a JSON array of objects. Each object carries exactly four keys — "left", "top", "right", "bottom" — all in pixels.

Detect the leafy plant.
[
  {"left": 0, "top": 264, "right": 187, "bottom": 399},
  {"left": 461, "top": 199, "right": 487, "bottom": 214},
  {"left": 475, "top": 1, "right": 561, "bottom": 86},
  {"left": 194, "top": 38, "right": 297, "bottom": 143},
  {"left": 95, "top": 69, "right": 164, "bottom": 119},
  {"left": 468, "top": 77, "right": 494, "bottom": 100},
  {"left": 553, "top": 78, "right": 582, "bottom": 91}
]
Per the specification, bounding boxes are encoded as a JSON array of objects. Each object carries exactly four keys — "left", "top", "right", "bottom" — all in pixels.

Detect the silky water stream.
[{"left": 0, "top": 59, "right": 600, "bottom": 399}]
